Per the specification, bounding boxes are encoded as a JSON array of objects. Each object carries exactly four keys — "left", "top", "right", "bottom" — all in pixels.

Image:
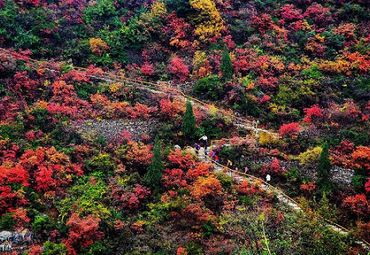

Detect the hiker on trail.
[
  {"left": 227, "top": 159, "right": 233, "bottom": 168},
  {"left": 199, "top": 135, "right": 208, "bottom": 150},
  {"left": 214, "top": 154, "right": 219, "bottom": 162},
  {"left": 194, "top": 143, "right": 200, "bottom": 155},
  {"left": 244, "top": 166, "right": 249, "bottom": 174},
  {"left": 211, "top": 150, "right": 216, "bottom": 160},
  {"left": 205, "top": 146, "right": 210, "bottom": 155},
  {"left": 266, "top": 174, "right": 271, "bottom": 183},
  {"left": 185, "top": 146, "right": 196, "bottom": 156}
]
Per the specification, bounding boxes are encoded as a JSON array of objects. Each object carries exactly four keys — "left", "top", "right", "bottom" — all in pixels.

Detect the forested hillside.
[{"left": 0, "top": 0, "right": 369, "bottom": 254}]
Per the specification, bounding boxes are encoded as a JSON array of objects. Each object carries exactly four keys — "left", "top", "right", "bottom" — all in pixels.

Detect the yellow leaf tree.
[{"left": 189, "top": 0, "right": 224, "bottom": 42}]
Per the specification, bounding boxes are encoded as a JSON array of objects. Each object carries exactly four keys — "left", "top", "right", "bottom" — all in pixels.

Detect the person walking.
[
  {"left": 227, "top": 159, "right": 233, "bottom": 168},
  {"left": 266, "top": 174, "right": 271, "bottom": 183},
  {"left": 244, "top": 166, "right": 249, "bottom": 174},
  {"left": 214, "top": 154, "right": 219, "bottom": 162},
  {"left": 199, "top": 135, "right": 208, "bottom": 150},
  {"left": 194, "top": 143, "right": 200, "bottom": 155},
  {"left": 210, "top": 150, "right": 216, "bottom": 159}
]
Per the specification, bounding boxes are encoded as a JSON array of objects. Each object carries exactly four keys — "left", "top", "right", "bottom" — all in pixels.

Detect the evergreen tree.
[
  {"left": 221, "top": 50, "right": 233, "bottom": 81},
  {"left": 182, "top": 100, "right": 197, "bottom": 140},
  {"left": 144, "top": 137, "right": 164, "bottom": 190},
  {"left": 317, "top": 142, "right": 332, "bottom": 194}
]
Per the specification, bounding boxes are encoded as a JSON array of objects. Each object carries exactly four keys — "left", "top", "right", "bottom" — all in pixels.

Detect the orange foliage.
[
  {"left": 90, "top": 94, "right": 128, "bottom": 117},
  {"left": 352, "top": 146, "right": 370, "bottom": 170},
  {"left": 177, "top": 247, "right": 188, "bottom": 255},
  {"left": 126, "top": 103, "right": 157, "bottom": 119},
  {"left": 191, "top": 176, "right": 222, "bottom": 200},
  {"left": 167, "top": 149, "right": 196, "bottom": 169},
  {"left": 318, "top": 52, "right": 370, "bottom": 74},
  {"left": 159, "top": 98, "right": 185, "bottom": 118},
  {"left": 162, "top": 168, "right": 188, "bottom": 189},
  {"left": 125, "top": 141, "right": 153, "bottom": 165},
  {"left": 180, "top": 203, "right": 215, "bottom": 225},
  {"left": 186, "top": 162, "right": 212, "bottom": 180},
  {"left": 19, "top": 147, "right": 83, "bottom": 193},
  {"left": 89, "top": 38, "right": 109, "bottom": 56},
  {"left": 10, "top": 207, "right": 30, "bottom": 229},
  {"left": 345, "top": 52, "right": 370, "bottom": 73},
  {"left": 65, "top": 213, "right": 103, "bottom": 253},
  {"left": 300, "top": 182, "right": 316, "bottom": 193},
  {"left": 343, "top": 194, "right": 369, "bottom": 216},
  {"left": 236, "top": 180, "right": 260, "bottom": 195},
  {"left": 333, "top": 23, "right": 357, "bottom": 40}
]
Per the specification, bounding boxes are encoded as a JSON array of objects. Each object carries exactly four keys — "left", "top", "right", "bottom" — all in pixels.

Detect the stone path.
[
  {"left": 71, "top": 118, "right": 158, "bottom": 143},
  {"left": 197, "top": 147, "right": 369, "bottom": 249}
]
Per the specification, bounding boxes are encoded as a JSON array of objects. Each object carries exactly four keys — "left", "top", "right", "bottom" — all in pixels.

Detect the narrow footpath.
[{"left": 197, "top": 147, "right": 370, "bottom": 250}]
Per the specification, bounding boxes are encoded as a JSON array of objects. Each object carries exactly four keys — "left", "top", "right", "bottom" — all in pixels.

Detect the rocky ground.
[
  {"left": 71, "top": 118, "right": 158, "bottom": 143},
  {"left": 244, "top": 155, "right": 354, "bottom": 189}
]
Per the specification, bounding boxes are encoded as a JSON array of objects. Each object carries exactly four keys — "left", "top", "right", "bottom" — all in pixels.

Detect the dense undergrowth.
[{"left": 0, "top": 0, "right": 369, "bottom": 254}]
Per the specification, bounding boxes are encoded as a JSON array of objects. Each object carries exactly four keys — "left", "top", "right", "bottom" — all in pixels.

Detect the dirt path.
[
  {"left": 0, "top": 48, "right": 277, "bottom": 137},
  {"left": 197, "top": 147, "right": 369, "bottom": 249}
]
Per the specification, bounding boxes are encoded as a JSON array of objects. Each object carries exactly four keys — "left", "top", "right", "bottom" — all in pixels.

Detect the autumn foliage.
[
  {"left": 65, "top": 213, "right": 103, "bottom": 254},
  {"left": 279, "top": 122, "right": 301, "bottom": 137},
  {"left": 168, "top": 56, "right": 189, "bottom": 82},
  {"left": 1, "top": 0, "right": 369, "bottom": 253},
  {"left": 191, "top": 176, "right": 222, "bottom": 200}
]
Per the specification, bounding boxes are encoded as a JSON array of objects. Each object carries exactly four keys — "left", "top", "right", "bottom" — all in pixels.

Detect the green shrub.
[
  {"left": 239, "top": 195, "right": 256, "bottom": 207},
  {"left": 75, "top": 83, "right": 98, "bottom": 100},
  {"left": 285, "top": 167, "right": 300, "bottom": 182},
  {"left": 185, "top": 242, "right": 203, "bottom": 255},
  {"left": 202, "top": 221, "right": 216, "bottom": 237},
  {"left": 317, "top": 143, "right": 333, "bottom": 194},
  {"left": 221, "top": 50, "right": 233, "bottom": 81},
  {"left": 0, "top": 123, "right": 24, "bottom": 139},
  {"left": 301, "top": 65, "right": 323, "bottom": 79},
  {"left": 85, "top": 153, "right": 116, "bottom": 175},
  {"left": 30, "top": 108, "right": 53, "bottom": 131},
  {"left": 32, "top": 214, "right": 54, "bottom": 235},
  {"left": 182, "top": 100, "right": 197, "bottom": 141},
  {"left": 352, "top": 168, "right": 367, "bottom": 192},
  {"left": 0, "top": 213, "right": 15, "bottom": 230},
  {"left": 339, "top": 128, "right": 369, "bottom": 146},
  {"left": 42, "top": 241, "right": 67, "bottom": 255},
  {"left": 215, "top": 172, "right": 233, "bottom": 190},
  {"left": 200, "top": 117, "right": 226, "bottom": 139},
  {"left": 193, "top": 75, "right": 223, "bottom": 100},
  {"left": 83, "top": 0, "right": 117, "bottom": 26},
  {"left": 82, "top": 241, "right": 112, "bottom": 255},
  {"left": 58, "top": 176, "right": 111, "bottom": 219},
  {"left": 144, "top": 137, "right": 164, "bottom": 190},
  {"left": 219, "top": 146, "right": 240, "bottom": 165}
]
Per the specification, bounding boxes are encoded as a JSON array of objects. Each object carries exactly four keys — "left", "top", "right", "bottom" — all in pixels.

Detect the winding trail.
[
  {"left": 197, "top": 147, "right": 370, "bottom": 249},
  {"left": 1, "top": 48, "right": 369, "bottom": 250},
  {"left": 0, "top": 48, "right": 276, "bottom": 136}
]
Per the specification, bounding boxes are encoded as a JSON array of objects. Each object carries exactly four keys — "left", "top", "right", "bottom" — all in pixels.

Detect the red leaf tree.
[
  {"left": 168, "top": 56, "right": 189, "bottom": 82},
  {"left": 279, "top": 122, "right": 301, "bottom": 138},
  {"left": 65, "top": 213, "right": 104, "bottom": 255}
]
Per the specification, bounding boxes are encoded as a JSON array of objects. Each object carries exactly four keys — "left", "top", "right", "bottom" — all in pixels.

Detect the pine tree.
[
  {"left": 317, "top": 142, "right": 332, "bottom": 194},
  {"left": 221, "top": 50, "right": 233, "bottom": 81},
  {"left": 144, "top": 137, "right": 164, "bottom": 190},
  {"left": 182, "top": 100, "right": 197, "bottom": 140}
]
